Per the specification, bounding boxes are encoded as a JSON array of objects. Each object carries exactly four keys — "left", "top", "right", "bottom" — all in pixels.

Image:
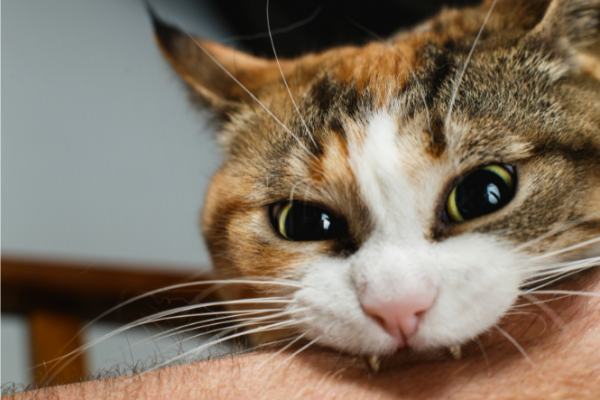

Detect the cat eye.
[
  {"left": 445, "top": 165, "right": 516, "bottom": 223},
  {"left": 270, "top": 201, "right": 342, "bottom": 241}
]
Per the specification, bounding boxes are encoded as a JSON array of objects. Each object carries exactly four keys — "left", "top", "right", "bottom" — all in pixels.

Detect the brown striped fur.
[{"left": 153, "top": 0, "right": 600, "bottom": 353}]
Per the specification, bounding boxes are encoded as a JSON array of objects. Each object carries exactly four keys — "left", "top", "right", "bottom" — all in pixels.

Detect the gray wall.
[
  {"left": 2, "top": 0, "right": 233, "bottom": 270},
  {"left": 2, "top": 0, "right": 236, "bottom": 387}
]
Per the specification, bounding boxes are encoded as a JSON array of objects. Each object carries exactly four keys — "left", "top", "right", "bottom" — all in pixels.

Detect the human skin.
[{"left": 11, "top": 270, "right": 600, "bottom": 400}]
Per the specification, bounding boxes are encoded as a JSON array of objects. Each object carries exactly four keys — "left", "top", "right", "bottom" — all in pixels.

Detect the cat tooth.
[
  {"left": 367, "top": 355, "right": 381, "bottom": 372},
  {"left": 449, "top": 345, "right": 462, "bottom": 360}
]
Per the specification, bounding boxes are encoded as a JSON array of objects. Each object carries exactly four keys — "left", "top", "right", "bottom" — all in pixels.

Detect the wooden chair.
[{"left": 1, "top": 256, "right": 217, "bottom": 386}]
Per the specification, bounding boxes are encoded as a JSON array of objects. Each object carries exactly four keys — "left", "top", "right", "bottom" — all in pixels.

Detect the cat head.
[{"left": 153, "top": 0, "right": 600, "bottom": 355}]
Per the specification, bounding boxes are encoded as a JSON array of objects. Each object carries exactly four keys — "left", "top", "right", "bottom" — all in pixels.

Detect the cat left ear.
[
  {"left": 149, "top": 7, "right": 294, "bottom": 120},
  {"left": 530, "top": 0, "right": 600, "bottom": 54}
]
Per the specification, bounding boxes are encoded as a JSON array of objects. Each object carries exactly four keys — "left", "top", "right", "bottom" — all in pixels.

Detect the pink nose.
[{"left": 361, "top": 287, "right": 437, "bottom": 348}]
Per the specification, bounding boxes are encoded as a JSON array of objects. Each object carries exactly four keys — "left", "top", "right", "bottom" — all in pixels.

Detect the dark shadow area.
[{"left": 208, "top": 0, "right": 483, "bottom": 57}]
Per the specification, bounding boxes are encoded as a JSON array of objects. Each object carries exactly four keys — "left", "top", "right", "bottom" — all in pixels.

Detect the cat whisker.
[
  {"left": 176, "top": 25, "right": 315, "bottom": 158},
  {"left": 281, "top": 335, "right": 321, "bottom": 365},
  {"left": 512, "top": 215, "right": 600, "bottom": 253},
  {"left": 521, "top": 294, "right": 565, "bottom": 328},
  {"left": 522, "top": 267, "right": 590, "bottom": 291},
  {"left": 530, "top": 236, "right": 600, "bottom": 261},
  {"left": 502, "top": 311, "right": 548, "bottom": 333},
  {"left": 146, "top": 314, "right": 295, "bottom": 357},
  {"left": 221, "top": 7, "right": 322, "bottom": 44},
  {"left": 511, "top": 294, "right": 570, "bottom": 308},
  {"left": 36, "top": 297, "right": 296, "bottom": 377},
  {"left": 256, "top": 331, "right": 310, "bottom": 369},
  {"left": 494, "top": 325, "right": 537, "bottom": 371},
  {"left": 525, "top": 256, "right": 600, "bottom": 277},
  {"left": 289, "top": 178, "right": 313, "bottom": 202},
  {"left": 475, "top": 338, "right": 492, "bottom": 376},
  {"left": 235, "top": 335, "right": 300, "bottom": 355},
  {"left": 267, "top": 0, "right": 318, "bottom": 150},
  {"left": 524, "top": 289, "right": 600, "bottom": 298},
  {"left": 125, "top": 309, "right": 300, "bottom": 353},
  {"left": 151, "top": 319, "right": 310, "bottom": 371},
  {"left": 142, "top": 308, "right": 279, "bottom": 325},
  {"left": 72, "top": 278, "right": 300, "bottom": 342},
  {"left": 445, "top": 0, "right": 498, "bottom": 129}
]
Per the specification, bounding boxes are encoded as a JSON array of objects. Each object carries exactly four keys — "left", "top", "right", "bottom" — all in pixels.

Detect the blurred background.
[{"left": 1, "top": 0, "right": 481, "bottom": 391}]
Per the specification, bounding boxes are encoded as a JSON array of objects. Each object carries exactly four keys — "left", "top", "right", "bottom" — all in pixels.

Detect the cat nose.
[{"left": 360, "top": 286, "right": 437, "bottom": 348}]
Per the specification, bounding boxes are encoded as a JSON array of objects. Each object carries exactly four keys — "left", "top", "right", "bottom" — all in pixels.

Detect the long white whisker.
[
  {"left": 523, "top": 268, "right": 588, "bottom": 291},
  {"left": 502, "top": 312, "right": 547, "bottom": 333},
  {"left": 73, "top": 278, "right": 300, "bottom": 347},
  {"left": 282, "top": 336, "right": 320, "bottom": 364},
  {"left": 222, "top": 7, "right": 322, "bottom": 44},
  {"left": 475, "top": 338, "right": 492, "bottom": 376},
  {"left": 494, "top": 326, "right": 536, "bottom": 370},
  {"left": 155, "top": 309, "right": 311, "bottom": 356},
  {"left": 257, "top": 331, "right": 309, "bottom": 368},
  {"left": 152, "top": 319, "right": 307, "bottom": 370},
  {"left": 149, "top": 313, "right": 298, "bottom": 356},
  {"left": 267, "top": 0, "right": 318, "bottom": 150},
  {"left": 236, "top": 336, "right": 298, "bottom": 355},
  {"left": 531, "top": 237, "right": 600, "bottom": 261},
  {"left": 179, "top": 27, "right": 314, "bottom": 157},
  {"left": 512, "top": 216, "right": 599, "bottom": 253},
  {"left": 522, "top": 294, "right": 565, "bottom": 328},
  {"left": 36, "top": 298, "right": 294, "bottom": 373},
  {"left": 524, "top": 290, "right": 600, "bottom": 298},
  {"left": 127, "top": 309, "right": 298, "bottom": 352},
  {"left": 445, "top": 0, "right": 498, "bottom": 129},
  {"left": 511, "top": 294, "right": 570, "bottom": 308},
  {"left": 525, "top": 257, "right": 600, "bottom": 278}
]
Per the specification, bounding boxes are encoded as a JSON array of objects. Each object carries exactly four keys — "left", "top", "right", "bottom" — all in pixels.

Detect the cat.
[{"left": 151, "top": 0, "right": 600, "bottom": 358}]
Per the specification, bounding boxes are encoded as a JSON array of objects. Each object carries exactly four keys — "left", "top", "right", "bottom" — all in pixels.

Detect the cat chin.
[{"left": 285, "top": 233, "right": 528, "bottom": 356}]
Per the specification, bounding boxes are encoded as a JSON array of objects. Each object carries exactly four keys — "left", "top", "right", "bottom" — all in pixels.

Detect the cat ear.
[
  {"left": 150, "top": 9, "right": 290, "bottom": 119},
  {"left": 531, "top": 0, "right": 600, "bottom": 53}
]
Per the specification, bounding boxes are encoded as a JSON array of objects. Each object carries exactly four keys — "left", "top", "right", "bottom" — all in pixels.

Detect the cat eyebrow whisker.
[
  {"left": 348, "top": 19, "right": 434, "bottom": 144},
  {"left": 445, "top": 0, "right": 499, "bottom": 130},
  {"left": 289, "top": 178, "right": 313, "bottom": 202},
  {"left": 176, "top": 24, "right": 316, "bottom": 158},
  {"left": 267, "top": 0, "right": 319, "bottom": 151}
]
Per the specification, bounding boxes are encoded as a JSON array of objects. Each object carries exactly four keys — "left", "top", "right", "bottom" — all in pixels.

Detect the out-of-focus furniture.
[{"left": 1, "top": 256, "right": 216, "bottom": 386}]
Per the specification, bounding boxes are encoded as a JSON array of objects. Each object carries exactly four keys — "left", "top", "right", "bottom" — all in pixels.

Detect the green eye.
[
  {"left": 270, "top": 201, "right": 342, "bottom": 241},
  {"left": 446, "top": 165, "right": 516, "bottom": 223}
]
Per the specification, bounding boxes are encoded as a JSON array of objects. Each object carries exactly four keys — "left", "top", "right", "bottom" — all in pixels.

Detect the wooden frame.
[{"left": 2, "top": 255, "right": 217, "bottom": 386}]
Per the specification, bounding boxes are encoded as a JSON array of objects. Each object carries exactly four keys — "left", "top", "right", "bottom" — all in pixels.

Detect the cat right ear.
[
  {"left": 149, "top": 8, "right": 289, "bottom": 120},
  {"left": 531, "top": 0, "right": 600, "bottom": 54}
]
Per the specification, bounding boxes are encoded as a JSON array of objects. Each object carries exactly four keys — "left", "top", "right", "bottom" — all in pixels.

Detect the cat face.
[{"left": 153, "top": 0, "right": 600, "bottom": 355}]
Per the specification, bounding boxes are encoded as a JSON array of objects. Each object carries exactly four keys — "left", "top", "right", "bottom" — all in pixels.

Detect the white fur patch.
[{"left": 286, "top": 111, "right": 537, "bottom": 355}]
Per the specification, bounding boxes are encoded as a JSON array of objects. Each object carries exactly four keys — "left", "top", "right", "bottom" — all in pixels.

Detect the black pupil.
[
  {"left": 276, "top": 202, "right": 339, "bottom": 241},
  {"left": 453, "top": 169, "right": 514, "bottom": 220}
]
